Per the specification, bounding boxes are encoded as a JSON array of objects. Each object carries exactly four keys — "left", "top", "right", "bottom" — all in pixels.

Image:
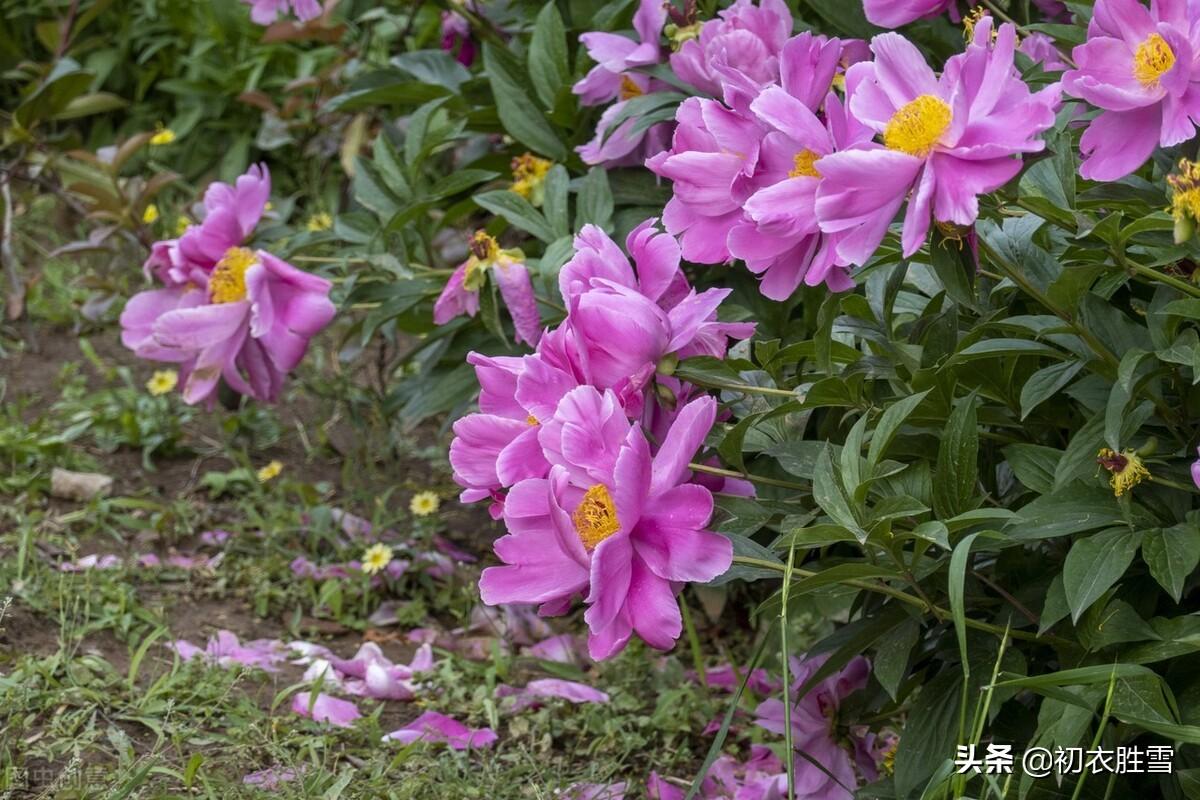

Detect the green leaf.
[
  {"left": 929, "top": 230, "right": 976, "bottom": 307},
  {"left": 576, "top": 166, "right": 614, "bottom": 230},
  {"left": 894, "top": 668, "right": 963, "bottom": 799},
  {"left": 951, "top": 338, "right": 1067, "bottom": 362},
  {"left": 352, "top": 158, "right": 403, "bottom": 219},
  {"left": 873, "top": 618, "right": 919, "bottom": 700},
  {"left": 709, "top": 532, "right": 782, "bottom": 586},
  {"left": 1003, "top": 443, "right": 1062, "bottom": 494},
  {"left": 16, "top": 59, "right": 93, "bottom": 128},
  {"left": 932, "top": 393, "right": 978, "bottom": 519},
  {"left": 429, "top": 169, "right": 499, "bottom": 199},
  {"left": 528, "top": 1, "right": 569, "bottom": 108},
  {"left": 1143, "top": 524, "right": 1200, "bottom": 603},
  {"left": 475, "top": 190, "right": 558, "bottom": 243},
  {"left": 1008, "top": 486, "right": 1124, "bottom": 541},
  {"left": 867, "top": 389, "right": 930, "bottom": 467},
  {"left": 482, "top": 43, "right": 566, "bottom": 160},
  {"left": 1019, "top": 360, "right": 1084, "bottom": 419},
  {"left": 812, "top": 445, "right": 866, "bottom": 541},
  {"left": 542, "top": 164, "right": 570, "bottom": 238},
  {"left": 1063, "top": 527, "right": 1142, "bottom": 622}
]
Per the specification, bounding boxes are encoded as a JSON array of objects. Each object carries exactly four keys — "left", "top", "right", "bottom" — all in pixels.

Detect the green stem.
[
  {"left": 731, "top": 556, "right": 1073, "bottom": 648},
  {"left": 688, "top": 462, "right": 808, "bottom": 492},
  {"left": 1124, "top": 257, "right": 1200, "bottom": 299},
  {"left": 780, "top": 546, "right": 797, "bottom": 800},
  {"left": 679, "top": 596, "right": 708, "bottom": 690},
  {"left": 1149, "top": 474, "right": 1200, "bottom": 493},
  {"left": 687, "top": 379, "right": 799, "bottom": 399}
]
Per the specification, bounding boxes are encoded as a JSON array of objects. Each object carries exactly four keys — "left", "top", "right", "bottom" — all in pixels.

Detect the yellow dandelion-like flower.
[
  {"left": 256, "top": 460, "right": 284, "bottom": 483},
  {"left": 306, "top": 212, "right": 333, "bottom": 232},
  {"left": 150, "top": 124, "right": 177, "bottom": 146},
  {"left": 1096, "top": 448, "right": 1150, "bottom": 497},
  {"left": 146, "top": 370, "right": 178, "bottom": 396},
  {"left": 361, "top": 543, "right": 394, "bottom": 575},
  {"left": 175, "top": 216, "right": 192, "bottom": 236},
  {"left": 141, "top": 204, "right": 160, "bottom": 224},
  {"left": 410, "top": 491, "right": 440, "bottom": 517}
]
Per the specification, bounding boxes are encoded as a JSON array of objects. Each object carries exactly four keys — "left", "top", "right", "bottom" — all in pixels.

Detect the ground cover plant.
[{"left": 7, "top": 0, "right": 1200, "bottom": 798}]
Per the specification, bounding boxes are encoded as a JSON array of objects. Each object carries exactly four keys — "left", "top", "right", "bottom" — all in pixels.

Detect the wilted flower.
[
  {"left": 146, "top": 370, "right": 178, "bottom": 395},
  {"left": 1097, "top": 447, "right": 1150, "bottom": 496},
  {"left": 410, "top": 490, "right": 441, "bottom": 516},
  {"left": 257, "top": 460, "right": 283, "bottom": 482},
  {"left": 361, "top": 544, "right": 394, "bottom": 575},
  {"left": 1063, "top": 0, "right": 1200, "bottom": 180},
  {"left": 433, "top": 231, "right": 541, "bottom": 346},
  {"left": 511, "top": 154, "right": 553, "bottom": 206},
  {"left": 241, "top": 0, "right": 321, "bottom": 25}
]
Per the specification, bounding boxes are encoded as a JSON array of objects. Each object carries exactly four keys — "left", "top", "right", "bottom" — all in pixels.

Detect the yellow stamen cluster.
[
  {"left": 361, "top": 543, "right": 394, "bottom": 575},
  {"left": 619, "top": 74, "right": 644, "bottom": 101},
  {"left": 1096, "top": 448, "right": 1150, "bottom": 497},
  {"left": 210, "top": 247, "right": 256, "bottom": 304},
  {"left": 664, "top": 21, "right": 703, "bottom": 50},
  {"left": 511, "top": 153, "right": 554, "bottom": 206},
  {"left": 257, "top": 460, "right": 284, "bottom": 482},
  {"left": 410, "top": 490, "right": 440, "bottom": 516},
  {"left": 884, "top": 95, "right": 952, "bottom": 157},
  {"left": 1169, "top": 159, "right": 1200, "bottom": 227},
  {"left": 306, "top": 212, "right": 333, "bottom": 232},
  {"left": 789, "top": 149, "right": 821, "bottom": 179},
  {"left": 150, "top": 124, "right": 177, "bottom": 146},
  {"left": 146, "top": 370, "right": 178, "bottom": 396},
  {"left": 962, "top": 7, "right": 997, "bottom": 42},
  {"left": 573, "top": 484, "right": 620, "bottom": 550},
  {"left": 1134, "top": 33, "right": 1175, "bottom": 87},
  {"left": 526, "top": 415, "right": 539, "bottom": 426}
]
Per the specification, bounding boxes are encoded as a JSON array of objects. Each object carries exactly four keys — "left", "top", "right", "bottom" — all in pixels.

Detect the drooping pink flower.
[
  {"left": 122, "top": 165, "right": 335, "bottom": 406},
  {"left": 441, "top": 10, "right": 476, "bottom": 66},
  {"left": 669, "top": 0, "right": 793, "bottom": 110},
  {"left": 291, "top": 692, "right": 361, "bottom": 727},
  {"left": 479, "top": 388, "right": 732, "bottom": 660},
  {"left": 573, "top": 0, "right": 673, "bottom": 165},
  {"left": 755, "top": 655, "right": 874, "bottom": 800},
  {"left": 1063, "top": 0, "right": 1200, "bottom": 180},
  {"left": 863, "top": 0, "right": 958, "bottom": 29},
  {"left": 241, "top": 0, "right": 321, "bottom": 26},
  {"left": 382, "top": 711, "right": 498, "bottom": 749},
  {"left": 433, "top": 231, "right": 541, "bottom": 346},
  {"left": 815, "top": 19, "right": 1061, "bottom": 263},
  {"left": 728, "top": 34, "right": 873, "bottom": 298}
]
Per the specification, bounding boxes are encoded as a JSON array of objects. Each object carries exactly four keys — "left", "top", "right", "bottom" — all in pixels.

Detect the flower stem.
[
  {"left": 679, "top": 596, "right": 708, "bottom": 690},
  {"left": 688, "top": 462, "right": 808, "bottom": 492}
]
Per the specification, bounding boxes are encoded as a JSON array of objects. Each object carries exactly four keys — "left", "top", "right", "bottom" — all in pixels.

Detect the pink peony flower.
[
  {"left": 646, "top": 98, "right": 768, "bottom": 263},
  {"left": 122, "top": 165, "right": 335, "bottom": 406},
  {"left": 478, "top": 388, "right": 732, "bottom": 660},
  {"left": 1063, "top": 0, "right": 1200, "bottom": 180},
  {"left": 755, "top": 655, "right": 874, "bottom": 799},
  {"left": 728, "top": 34, "right": 874, "bottom": 298},
  {"left": 669, "top": 0, "right": 793, "bottom": 110},
  {"left": 1020, "top": 32, "right": 1071, "bottom": 72},
  {"left": 863, "top": 0, "right": 958, "bottom": 29},
  {"left": 573, "top": 0, "right": 673, "bottom": 165},
  {"left": 291, "top": 692, "right": 361, "bottom": 727},
  {"left": 241, "top": 0, "right": 321, "bottom": 25},
  {"left": 441, "top": 10, "right": 476, "bottom": 66},
  {"left": 433, "top": 231, "right": 541, "bottom": 346},
  {"left": 382, "top": 711, "right": 498, "bottom": 749},
  {"left": 815, "top": 19, "right": 1061, "bottom": 263}
]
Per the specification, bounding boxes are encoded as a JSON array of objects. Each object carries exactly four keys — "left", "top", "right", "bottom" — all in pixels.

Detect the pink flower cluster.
[
  {"left": 450, "top": 219, "right": 754, "bottom": 660},
  {"left": 643, "top": 12, "right": 1061, "bottom": 298},
  {"left": 121, "top": 165, "right": 335, "bottom": 406}
]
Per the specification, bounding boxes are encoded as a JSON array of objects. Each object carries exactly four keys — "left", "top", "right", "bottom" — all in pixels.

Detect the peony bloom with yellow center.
[
  {"left": 511, "top": 153, "right": 553, "bottom": 207},
  {"left": 141, "top": 204, "right": 160, "bottom": 224},
  {"left": 1096, "top": 448, "right": 1150, "bottom": 497},
  {"left": 256, "top": 460, "right": 284, "bottom": 483},
  {"left": 410, "top": 490, "right": 440, "bottom": 517},
  {"left": 146, "top": 370, "right": 178, "bottom": 396},
  {"left": 361, "top": 543, "right": 394, "bottom": 575},
  {"left": 306, "top": 212, "right": 333, "bottom": 232},
  {"left": 150, "top": 124, "right": 177, "bottom": 146},
  {"left": 1134, "top": 33, "right": 1175, "bottom": 88}
]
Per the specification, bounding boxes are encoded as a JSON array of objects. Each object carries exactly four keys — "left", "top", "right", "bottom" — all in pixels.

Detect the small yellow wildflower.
[
  {"left": 141, "top": 204, "right": 160, "bottom": 224},
  {"left": 1096, "top": 448, "right": 1150, "bottom": 497},
  {"left": 511, "top": 153, "right": 553, "bottom": 207},
  {"left": 306, "top": 212, "right": 333, "bottom": 232},
  {"left": 146, "top": 370, "right": 178, "bottom": 396},
  {"left": 361, "top": 543, "right": 394, "bottom": 575},
  {"left": 175, "top": 216, "right": 192, "bottom": 236},
  {"left": 150, "top": 124, "right": 177, "bottom": 146},
  {"left": 256, "top": 460, "right": 284, "bottom": 483},
  {"left": 410, "top": 491, "right": 440, "bottom": 517}
]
